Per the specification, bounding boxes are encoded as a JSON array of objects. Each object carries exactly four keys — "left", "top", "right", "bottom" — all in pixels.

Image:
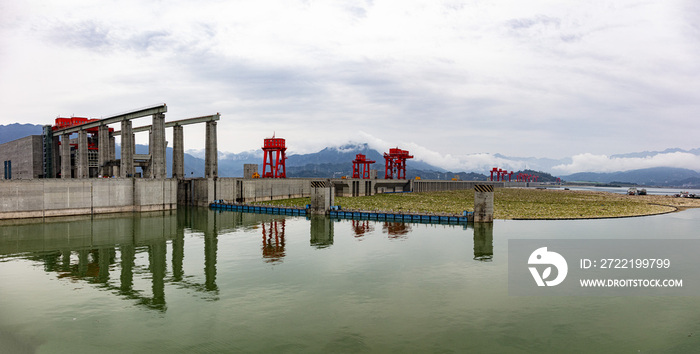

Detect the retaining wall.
[
  {"left": 0, "top": 178, "right": 177, "bottom": 219},
  {"left": 179, "top": 178, "right": 312, "bottom": 206}
]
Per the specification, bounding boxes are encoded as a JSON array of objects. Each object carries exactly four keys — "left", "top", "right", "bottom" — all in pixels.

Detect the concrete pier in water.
[{"left": 473, "top": 184, "right": 495, "bottom": 223}]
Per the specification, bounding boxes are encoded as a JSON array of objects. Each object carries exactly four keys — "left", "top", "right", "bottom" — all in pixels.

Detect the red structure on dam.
[
  {"left": 352, "top": 154, "right": 375, "bottom": 179},
  {"left": 384, "top": 148, "right": 413, "bottom": 180},
  {"left": 262, "top": 136, "right": 287, "bottom": 178}
]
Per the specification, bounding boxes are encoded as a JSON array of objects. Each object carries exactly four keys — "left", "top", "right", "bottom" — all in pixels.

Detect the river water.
[{"left": 1, "top": 207, "right": 699, "bottom": 353}]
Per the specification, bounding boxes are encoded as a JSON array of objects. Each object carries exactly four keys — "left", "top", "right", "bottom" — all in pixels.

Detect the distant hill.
[
  {"left": 561, "top": 167, "right": 700, "bottom": 187},
  {"left": 514, "top": 169, "right": 560, "bottom": 182},
  {"left": 610, "top": 148, "right": 700, "bottom": 159},
  {"left": 0, "top": 123, "right": 43, "bottom": 144}
]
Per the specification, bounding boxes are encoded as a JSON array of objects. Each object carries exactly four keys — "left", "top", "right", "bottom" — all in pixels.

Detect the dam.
[{"left": 0, "top": 103, "right": 545, "bottom": 220}]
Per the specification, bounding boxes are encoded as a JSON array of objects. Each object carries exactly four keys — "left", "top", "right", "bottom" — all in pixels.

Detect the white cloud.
[
  {"left": 552, "top": 152, "right": 700, "bottom": 174},
  {"left": 1, "top": 0, "right": 699, "bottom": 162},
  {"left": 359, "top": 131, "right": 530, "bottom": 173}
]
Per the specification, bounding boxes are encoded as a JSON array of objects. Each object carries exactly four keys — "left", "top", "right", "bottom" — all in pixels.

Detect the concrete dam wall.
[
  {"left": 179, "top": 178, "right": 312, "bottom": 207},
  {"left": 0, "top": 177, "right": 526, "bottom": 220},
  {"left": 0, "top": 179, "right": 177, "bottom": 219}
]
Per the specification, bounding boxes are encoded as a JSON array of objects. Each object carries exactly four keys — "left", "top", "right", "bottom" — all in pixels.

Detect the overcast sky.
[{"left": 1, "top": 0, "right": 699, "bottom": 173}]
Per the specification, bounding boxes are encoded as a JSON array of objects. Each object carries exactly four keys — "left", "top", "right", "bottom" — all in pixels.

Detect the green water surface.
[{"left": 1, "top": 207, "right": 699, "bottom": 353}]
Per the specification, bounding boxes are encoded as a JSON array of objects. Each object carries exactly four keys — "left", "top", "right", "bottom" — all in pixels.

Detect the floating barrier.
[
  {"left": 209, "top": 202, "right": 308, "bottom": 216},
  {"left": 327, "top": 210, "right": 472, "bottom": 224},
  {"left": 209, "top": 202, "right": 474, "bottom": 225}
]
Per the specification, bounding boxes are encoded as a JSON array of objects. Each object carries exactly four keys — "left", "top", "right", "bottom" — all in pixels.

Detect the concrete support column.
[
  {"left": 61, "top": 133, "right": 71, "bottom": 179},
  {"left": 474, "top": 184, "right": 494, "bottom": 223},
  {"left": 109, "top": 135, "right": 116, "bottom": 177},
  {"left": 51, "top": 135, "right": 60, "bottom": 178},
  {"left": 131, "top": 133, "right": 136, "bottom": 175},
  {"left": 148, "top": 129, "right": 153, "bottom": 177},
  {"left": 172, "top": 125, "right": 184, "bottom": 179},
  {"left": 310, "top": 180, "right": 334, "bottom": 215},
  {"left": 98, "top": 125, "right": 110, "bottom": 177},
  {"left": 205, "top": 121, "right": 218, "bottom": 178},
  {"left": 151, "top": 113, "right": 166, "bottom": 179},
  {"left": 77, "top": 129, "right": 88, "bottom": 179},
  {"left": 120, "top": 120, "right": 134, "bottom": 178}
]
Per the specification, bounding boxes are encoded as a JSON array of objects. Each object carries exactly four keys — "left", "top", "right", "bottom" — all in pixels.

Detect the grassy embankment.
[{"left": 255, "top": 188, "right": 700, "bottom": 220}]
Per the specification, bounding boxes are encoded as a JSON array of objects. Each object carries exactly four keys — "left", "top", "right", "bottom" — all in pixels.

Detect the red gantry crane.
[
  {"left": 384, "top": 148, "right": 413, "bottom": 180},
  {"left": 262, "top": 136, "right": 287, "bottom": 178},
  {"left": 352, "top": 154, "right": 375, "bottom": 179}
]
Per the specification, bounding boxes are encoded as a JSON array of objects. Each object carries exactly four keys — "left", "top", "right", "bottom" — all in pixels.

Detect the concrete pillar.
[
  {"left": 51, "top": 135, "right": 60, "bottom": 178},
  {"left": 152, "top": 113, "right": 166, "bottom": 178},
  {"left": 98, "top": 125, "right": 110, "bottom": 177},
  {"left": 172, "top": 125, "right": 184, "bottom": 179},
  {"left": 77, "top": 129, "right": 88, "bottom": 179},
  {"left": 310, "top": 180, "right": 334, "bottom": 215},
  {"left": 204, "top": 121, "right": 218, "bottom": 178},
  {"left": 120, "top": 120, "right": 134, "bottom": 178},
  {"left": 131, "top": 133, "right": 136, "bottom": 176},
  {"left": 474, "top": 184, "right": 494, "bottom": 223},
  {"left": 61, "top": 133, "right": 71, "bottom": 179},
  {"left": 109, "top": 135, "right": 116, "bottom": 177},
  {"left": 148, "top": 129, "right": 153, "bottom": 177}
]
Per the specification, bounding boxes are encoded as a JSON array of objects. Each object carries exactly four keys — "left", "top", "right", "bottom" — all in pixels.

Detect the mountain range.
[
  {"left": 561, "top": 167, "right": 700, "bottom": 188},
  {"left": 1, "top": 123, "right": 698, "bottom": 187}
]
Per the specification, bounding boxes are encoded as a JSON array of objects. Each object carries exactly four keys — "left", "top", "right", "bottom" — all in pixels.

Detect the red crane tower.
[
  {"left": 384, "top": 148, "right": 413, "bottom": 179},
  {"left": 262, "top": 136, "right": 287, "bottom": 178},
  {"left": 352, "top": 154, "right": 375, "bottom": 179}
]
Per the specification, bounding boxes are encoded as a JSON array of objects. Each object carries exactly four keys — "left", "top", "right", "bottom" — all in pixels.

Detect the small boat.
[
  {"left": 627, "top": 188, "right": 637, "bottom": 195},
  {"left": 638, "top": 188, "right": 647, "bottom": 195}
]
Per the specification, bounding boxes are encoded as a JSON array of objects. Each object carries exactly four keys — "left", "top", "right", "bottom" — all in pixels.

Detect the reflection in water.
[
  {"left": 148, "top": 241, "right": 167, "bottom": 310},
  {"left": 120, "top": 245, "right": 135, "bottom": 297},
  {"left": 0, "top": 209, "right": 490, "bottom": 313},
  {"left": 171, "top": 218, "right": 184, "bottom": 282},
  {"left": 351, "top": 220, "right": 374, "bottom": 238},
  {"left": 473, "top": 223, "right": 494, "bottom": 261},
  {"left": 310, "top": 216, "right": 334, "bottom": 248},
  {"left": 204, "top": 224, "right": 218, "bottom": 293},
  {"left": 262, "top": 219, "right": 286, "bottom": 263},
  {"left": 382, "top": 222, "right": 411, "bottom": 238}
]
